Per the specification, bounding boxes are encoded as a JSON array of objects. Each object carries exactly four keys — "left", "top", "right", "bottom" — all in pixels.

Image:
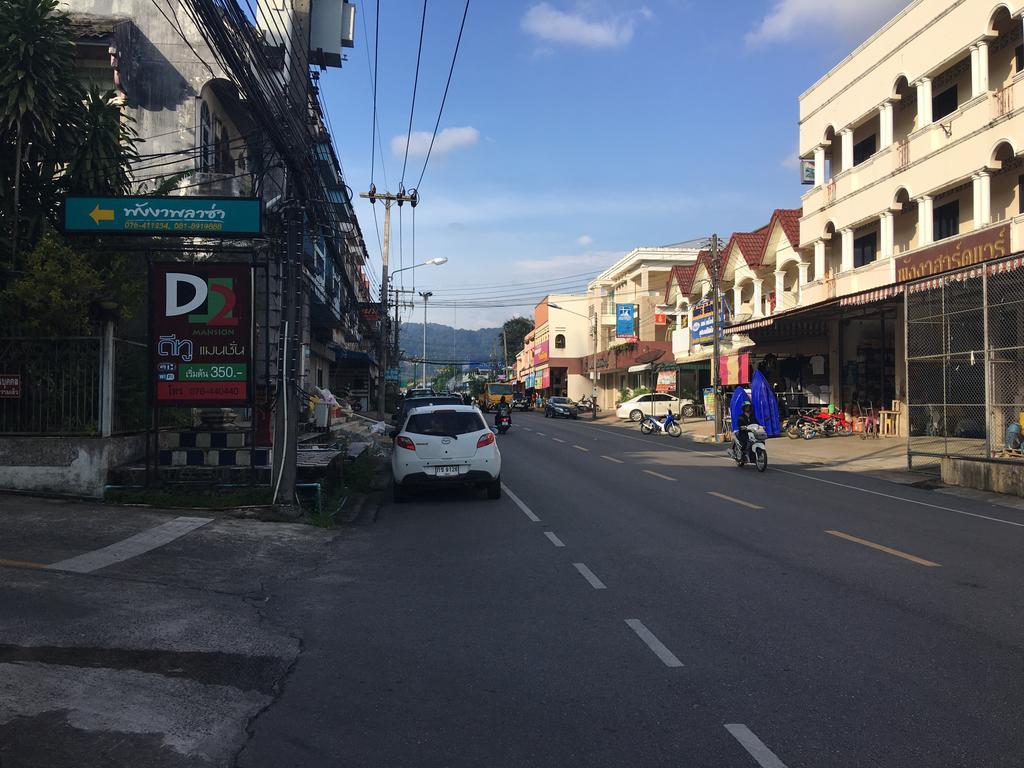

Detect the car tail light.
[
  {"left": 395, "top": 435, "right": 416, "bottom": 451},
  {"left": 477, "top": 431, "right": 495, "bottom": 448}
]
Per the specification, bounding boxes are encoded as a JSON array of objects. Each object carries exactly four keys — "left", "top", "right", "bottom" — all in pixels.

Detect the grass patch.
[{"left": 105, "top": 486, "right": 273, "bottom": 509}]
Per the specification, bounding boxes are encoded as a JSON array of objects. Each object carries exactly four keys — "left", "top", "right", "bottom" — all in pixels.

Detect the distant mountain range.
[{"left": 398, "top": 323, "right": 504, "bottom": 377}]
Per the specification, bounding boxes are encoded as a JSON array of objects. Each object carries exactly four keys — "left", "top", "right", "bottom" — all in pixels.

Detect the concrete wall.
[
  {"left": 0, "top": 435, "right": 146, "bottom": 498},
  {"left": 942, "top": 456, "right": 1024, "bottom": 496}
]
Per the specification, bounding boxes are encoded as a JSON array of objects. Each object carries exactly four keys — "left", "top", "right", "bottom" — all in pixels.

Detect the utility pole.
[
  {"left": 359, "top": 185, "right": 418, "bottom": 418},
  {"left": 710, "top": 233, "right": 723, "bottom": 440},
  {"left": 273, "top": 202, "right": 303, "bottom": 508},
  {"left": 591, "top": 309, "right": 598, "bottom": 420},
  {"left": 419, "top": 291, "right": 432, "bottom": 387},
  {"left": 502, "top": 330, "right": 509, "bottom": 378}
]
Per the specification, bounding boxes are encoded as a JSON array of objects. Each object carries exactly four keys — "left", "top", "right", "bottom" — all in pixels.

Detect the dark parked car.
[{"left": 544, "top": 396, "right": 578, "bottom": 419}]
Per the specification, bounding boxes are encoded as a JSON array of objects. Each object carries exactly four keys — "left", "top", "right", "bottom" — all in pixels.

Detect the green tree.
[
  {"left": 499, "top": 316, "right": 534, "bottom": 366},
  {"left": 0, "top": 0, "right": 82, "bottom": 265},
  {"left": 65, "top": 86, "right": 140, "bottom": 196}
]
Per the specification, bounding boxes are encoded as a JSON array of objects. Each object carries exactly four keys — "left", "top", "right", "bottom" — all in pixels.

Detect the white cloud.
[
  {"left": 515, "top": 250, "right": 624, "bottom": 273},
  {"left": 781, "top": 149, "right": 800, "bottom": 169},
  {"left": 521, "top": 3, "right": 640, "bottom": 49},
  {"left": 577, "top": 234, "right": 594, "bottom": 246},
  {"left": 390, "top": 126, "right": 480, "bottom": 159},
  {"left": 746, "top": 0, "right": 906, "bottom": 46}
]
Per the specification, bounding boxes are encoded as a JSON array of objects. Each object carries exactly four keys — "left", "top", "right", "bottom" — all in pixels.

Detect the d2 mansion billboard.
[{"left": 151, "top": 262, "right": 253, "bottom": 406}]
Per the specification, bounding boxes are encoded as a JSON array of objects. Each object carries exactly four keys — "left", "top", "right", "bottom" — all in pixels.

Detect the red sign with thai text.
[{"left": 0, "top": 374, "right": 20, "bottom": 398}]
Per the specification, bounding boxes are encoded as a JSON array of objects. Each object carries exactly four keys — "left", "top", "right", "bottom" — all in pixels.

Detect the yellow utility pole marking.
[
  {"left": 89, "top": 204, "right": 115, "bottom": 224},
  {"left": 601, "top": 455, "right": 624, "bottom": 464},
  {"left": 643, "top": 469, "right": 676, "bottom": 482},
  {"left": 0, "top": 558, "right": 46, "bottom": 570},
  {"left": 825, "top": 530, "right": 941, "bottom": 567},
  {"left": 707, "top": 491, "right": 763, "bottom": 510}
]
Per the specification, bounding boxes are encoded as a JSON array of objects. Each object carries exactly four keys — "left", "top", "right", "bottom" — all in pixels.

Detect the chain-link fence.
[{"left": 906, "top": 257, "right": 1024, "bottom": 463}]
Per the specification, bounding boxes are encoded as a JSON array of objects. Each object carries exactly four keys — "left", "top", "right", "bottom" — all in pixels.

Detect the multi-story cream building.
[
  {"left": 787, "top": 0, "right": 1024, "bottom": 482},
  {"left": 585, "top": 245, "right": 701, "bottom": 409}
]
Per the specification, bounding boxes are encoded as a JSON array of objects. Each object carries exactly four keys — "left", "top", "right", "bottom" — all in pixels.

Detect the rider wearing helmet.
[
  {"left": 736, "top": 401, "right": 759, "bottom": 455},
  {"left": 495, "top": 394, "right": 511, "bottom": 426}
]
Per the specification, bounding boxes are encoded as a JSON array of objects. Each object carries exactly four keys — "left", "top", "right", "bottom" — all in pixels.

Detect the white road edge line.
[
  {"left": 580, "top": 421, "right": 1024, "bottom": 531},
  {"left": 502, "top": 483, "right": 541, "bottom": 522},
  {"left": 601, "top": 455, "right": 624, "bottom": 464},
  {"left": 624, "top": 619, "right": 683, "bottom": 668},
  {"left": 573, "top": 562, "right": 607, "bottom": 589},
  {"left": 724, "top": 724, "right": 789, "bottom": 768},
  {"left": 46, "top": 516, "right": 213, "bottom": 574},
  {"left": 772, "top": 467, "right": 1024, "bottom": 529},
  {"left": 544, "top": 531, "right": 565, "bottom": 548}
]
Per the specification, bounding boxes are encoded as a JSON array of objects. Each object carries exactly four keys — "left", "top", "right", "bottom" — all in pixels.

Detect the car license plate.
[{"left": 435, "top": 465, "right": 460, "bottom": 477}]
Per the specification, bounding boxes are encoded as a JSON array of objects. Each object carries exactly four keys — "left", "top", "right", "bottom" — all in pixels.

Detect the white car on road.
[
  {"left": 616, "top": 393, "right": 697, "bottom": 421},
  {"left": 391, "top": 404, "right": 502, "bottom": 502}
]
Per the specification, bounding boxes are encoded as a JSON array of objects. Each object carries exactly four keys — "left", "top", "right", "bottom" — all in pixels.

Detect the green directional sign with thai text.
[{"left": 63, "top": 196, "right": 262, "bottom": 237}]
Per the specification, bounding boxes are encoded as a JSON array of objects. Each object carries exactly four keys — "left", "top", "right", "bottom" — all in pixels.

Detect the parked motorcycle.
[
  {"left": 577, "top": 396, "right": 601, "bottom": 413},
  {"left": 640, "top": 409, "right": 682, "bottom": 437},
  {"left": 731, "top": 424, "right": 768, "bottom": 471}
]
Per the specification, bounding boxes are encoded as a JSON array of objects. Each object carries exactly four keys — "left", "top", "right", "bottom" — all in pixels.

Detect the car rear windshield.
[
  {"left": 401, "top": 396, "right": 462, "bottom": 414},
  {"left": 550, "top": 397, "right": 570, "bottom": 404},
  {"left": 405, "top": 410, "right": 487, "bottom": 436}
]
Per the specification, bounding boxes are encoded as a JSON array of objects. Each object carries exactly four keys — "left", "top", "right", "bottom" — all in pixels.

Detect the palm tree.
[{"left": 0, "top": 0, "right": 82, "bottom": 267}]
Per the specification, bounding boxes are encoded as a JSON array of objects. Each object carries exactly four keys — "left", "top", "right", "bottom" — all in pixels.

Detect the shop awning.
[
  {"left": 627, "top": 363, "right": 652, "bottom": 373},
  {"left": 839, "top": 284, "right": 904, "bottom": 307},
  {"left": 331, "top": 346, "right": 376, "bottom": 367}
]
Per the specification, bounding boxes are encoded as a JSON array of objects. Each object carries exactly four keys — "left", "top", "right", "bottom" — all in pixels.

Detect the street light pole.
[
  {"left": 419, "top": 291, "right": 432, "bottom": 387},
  {"left": 390, "top": 257, "right": 447, "bottom": 391}
]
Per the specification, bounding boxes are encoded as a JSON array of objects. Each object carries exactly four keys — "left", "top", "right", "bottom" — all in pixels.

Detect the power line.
[
  {"left": 400, "top": 0, "right": 428, "bottom": 185},
  {"left": 370, "top": 0, "right": 380, "bottom": 185},
  {"left": 416, "top": 0, "right": 470, "bottom": 190}
]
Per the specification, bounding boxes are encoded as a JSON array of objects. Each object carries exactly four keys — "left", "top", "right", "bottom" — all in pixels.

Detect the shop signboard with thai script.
[
  {"left": 895, "top": 223, "right": 1010, "bottom": 283},
  {"left": 690, "top": 300, "right": 724, "bottom": 344},
  {"left": 0, "top": 374, "right": 20, "bottom": 398},
  {"left": 656, "top": 370, "right": 675, "bottom": 393},
  {"left": 150, "top": 262, "right": 253, "bottom": 406},
  {"left": 64, "top": 196, "right": 262, "bottom": 237},
  {"left": 533, "top": 340, "right": 550, "bottom": 366},
  {"left": 615, "top": 303, "right": 635, "bottom": 338}
]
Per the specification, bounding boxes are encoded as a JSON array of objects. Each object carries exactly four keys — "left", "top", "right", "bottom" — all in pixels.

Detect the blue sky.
[{"left": 323, "top": 0, "right": 908, "bottom": 328}]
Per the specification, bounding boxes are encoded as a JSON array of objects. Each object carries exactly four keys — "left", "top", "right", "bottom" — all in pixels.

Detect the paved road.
[
  {"left": 241, "top": 411, "right": 1024, "bottom": 767},
  {"left": 6, "top": 413, "right": 1024, "bottom": 766}
]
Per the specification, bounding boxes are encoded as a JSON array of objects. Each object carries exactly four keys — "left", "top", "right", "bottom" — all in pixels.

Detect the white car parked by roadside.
[
  {"left": 391, "top": 404, "right": 502, "bottom": 502},
  {"left": 616, "top": 393, "right": 698, "bottom": 421}
]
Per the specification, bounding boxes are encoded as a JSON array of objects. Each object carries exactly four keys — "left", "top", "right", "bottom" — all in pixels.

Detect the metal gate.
[{"left": 906, "top": 256, "right": 1024, "bottom": 464}]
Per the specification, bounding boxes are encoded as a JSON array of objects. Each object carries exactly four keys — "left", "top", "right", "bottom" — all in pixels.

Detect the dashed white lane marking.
[
  {"left": 573, "top": 444, "right": 589, "bottom": 452},
  {"left": 573, "top": 562, "right": 607, "bottom": 590},
  {"left": 624, "top": 619, "right": 683, "bottom": 668},
  {"left": 544, "top": 531, "right": 565, "bottom": 548},
  {"left": 46, "top": 516, "right": 213, "bottom": 574},
  {"left": 707, "top": 491, "right": 763, "bottom": 510},
  {"left": 535, "top": 431, "right": 546, "bottom": 436},
  {"left": 642, "top": 469, "right": 676, "bottom": 481},
  {"left": 724, "top": 724, "right": 789, "bottom": 768},
  {"left": 601, "top": 455, "right": 624, "bottom": 464},
  {"left": 502, "top": 483, "right": 540, "bottom": 522},
  {"left": 552, "top": 437, "right": 566, "bottom": 443}
]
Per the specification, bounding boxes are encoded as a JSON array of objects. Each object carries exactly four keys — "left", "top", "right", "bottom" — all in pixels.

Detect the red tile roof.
[
  {"left": 733, "top": 225, "right": 771, "bottom": 267},
  {"left": 774, "top": 208, "right": 801, "bottom": 250},
  {"left": 664, "top": 262, "right": 699, "bottom": 303}
]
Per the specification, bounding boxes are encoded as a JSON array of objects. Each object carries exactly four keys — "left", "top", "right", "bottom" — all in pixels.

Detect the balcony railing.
[
  {"left": 896, "top": 139, "right": 909, "bottom": 170},
  {"left": 994, "top": 86, "right": 1013, "bottom": 119}
]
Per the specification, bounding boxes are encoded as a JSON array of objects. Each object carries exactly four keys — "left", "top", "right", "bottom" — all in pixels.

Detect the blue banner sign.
[
  {"left": 64, "top": 196, "right": 262, "bottom": 237},
  {"left": 690, "top": 300, "right": 723, "bottom": 344},
  {"left": 615, "top": 303, "right": 635, "bottom": 338}
]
